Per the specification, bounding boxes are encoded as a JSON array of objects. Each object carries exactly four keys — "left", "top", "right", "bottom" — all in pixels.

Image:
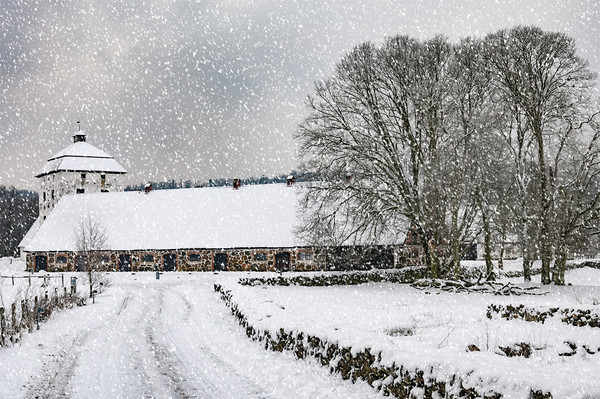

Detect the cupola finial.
[{"left": 73, "top": 121, "right": 86, "bottom": 143}]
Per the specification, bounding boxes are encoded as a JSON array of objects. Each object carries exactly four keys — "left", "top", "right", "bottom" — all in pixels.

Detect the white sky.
[{"left": 0, "top": 0, "right": 599, "bottom": 190}]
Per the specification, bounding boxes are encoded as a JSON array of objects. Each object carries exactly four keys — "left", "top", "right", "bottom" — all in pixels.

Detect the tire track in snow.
[
  {"left": 144, "top": 289, "right": 203, "bottom": 399},
  {"left": 168, "top": 290, "right": 271, "bottom": 399},
  {"left": 24, "top": 326, "right": 90, "bottom": 398},
  {"left": 24, "top": 293, "right": 153, "bottom": 399}
]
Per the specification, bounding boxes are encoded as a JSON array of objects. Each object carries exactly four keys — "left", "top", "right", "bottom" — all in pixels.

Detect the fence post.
[
  {"left": 11, "top": 303, "right": 16, "bottom": 335},
  {"left": 62, "top": 274, "right": 64, "bottom": 287},
  {"left": 28, "top": 275, "right": 31, "bottom": 286},
  {"left": 11, "top": 276, "right": 14, "bottom": 286},
  {"left": 0, "top": 308, "right": 5, "bottom": 346},
  {"left": 21, "top": 300, "right": 28, "bottom": 332}
]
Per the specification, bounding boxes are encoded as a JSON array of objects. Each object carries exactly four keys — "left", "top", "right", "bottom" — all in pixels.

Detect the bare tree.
[
  {"left": 296, "top": 35, "right": 480, "bottom": 278},
  {"left": 74, "top": 216, "right": 109, "bottom": 298},
  {"left": 297, "top": 27, "right": 600, "bottom": 283},
  {"left": 486, "top": 26, "right": 598, "bottom": 283},
  {"left": 446, "top": 37, "right": 501, "bottom": 279},
  {"left": 550, "top": 116, "right": 600, "bottom": 284}
]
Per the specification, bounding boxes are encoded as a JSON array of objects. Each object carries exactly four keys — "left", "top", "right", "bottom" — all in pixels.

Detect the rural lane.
[{"left": 0, "top": 273, "right": 379, "bottom": 399}]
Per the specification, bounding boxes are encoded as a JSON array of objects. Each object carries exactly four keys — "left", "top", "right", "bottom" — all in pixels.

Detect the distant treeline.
[
  {"left": 125, "top": 171, "right": 321, "bottom": 191},
  {"left": 0, "top": 186, "right": 38, "bottom": 257}
]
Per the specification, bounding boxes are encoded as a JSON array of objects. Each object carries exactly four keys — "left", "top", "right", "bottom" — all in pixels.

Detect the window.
[
  {"left": 81, "top": 173, "right": 86, "bottom": 186},
  {"left": 76, "top": 188, "right": 85, "bottom": 194},
  {"left": 254, "top": 252, "right": 267, "bottom": 261},
  {"left": 142, "top": 254, "right": 154, "bottom": 263},
  {"left": 298, "top": 251, "right": 313, "bottom": 261},
  {"left": 101, "top": 174, "right": 106, "bottom": 188},
  {"left": 99, "top": 255, "right": 110, "bottom": 264},
  {"left": 188, "top": 253, "right": 202, "bottom": 262},
  {"left": 56, "top": 255, "right": 67, "bottom": 264}
]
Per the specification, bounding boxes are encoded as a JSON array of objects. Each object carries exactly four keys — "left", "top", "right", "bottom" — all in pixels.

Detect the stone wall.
[
  {"left": 487, "top": 303, "right": 600, "bottom": 328},
  {"left": 27, "top": 247, "right": 323, "bottom": 272},
  {"left": 214, "top": 283, "right": 553, "bottom": 398},
  {"left": 26, "top": 244, "right": 423, "bottom": 273},
  {"left": 238, "top": 267, "right": 428, "bottom": 287}
]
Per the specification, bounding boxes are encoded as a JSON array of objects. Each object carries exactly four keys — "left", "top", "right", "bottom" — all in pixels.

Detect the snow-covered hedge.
[
  {"left": 238, "top": 267, "right": 427, "bottom": 287},
  {"left": 214, "top": 283, "right": 553, "bottom": 398},
  {"left": 487, "top": 303, "right": 600, "bottom": 328},
  {"left": 0, "top": 287, "right": 83, "bottom": 347}
]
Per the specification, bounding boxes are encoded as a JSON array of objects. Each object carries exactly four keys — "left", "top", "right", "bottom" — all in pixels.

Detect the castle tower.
[{"left": 35, "top": 127, "right": 127, "bottom": 220}]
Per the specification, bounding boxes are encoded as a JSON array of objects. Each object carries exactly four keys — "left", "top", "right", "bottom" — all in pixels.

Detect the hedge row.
[
  {"left": 487, "top": 303, "right": 600, "bottom": 328},
  {"left": 215, "top": 283, "right": 553, "bottom": 398},
  {"left": 498, "top": 260, "right": 600, "bottom": 279},
  {"left": 1, "top": 287, "right": 83, "bottom": 347},
  {"left": 238, "top": 267, "right": 428, "bottom": 287}
]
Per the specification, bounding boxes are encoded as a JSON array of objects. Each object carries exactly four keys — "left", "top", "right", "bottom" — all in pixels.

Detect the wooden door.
[
  {"left": 163, "top": 253, "right": 177, "bottom": 272},
  {"left": 275, "top": 252, "right": 290, "bottom": 272},
  {"left": 213, "top": 253, "right": 228, "bottom": 271}
]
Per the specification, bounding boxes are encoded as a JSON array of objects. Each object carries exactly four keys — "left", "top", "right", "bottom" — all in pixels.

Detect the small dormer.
[{"left": 286, "top": 175, "right": 295, "bottom": 186}]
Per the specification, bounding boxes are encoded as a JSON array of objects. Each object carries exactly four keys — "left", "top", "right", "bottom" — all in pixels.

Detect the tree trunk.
[
  {"left": 498, "top": 231, "right": 505, "bottom": 270},
  {"left": 541, "top": 251, "right": 552, "bottom": 285},
  {"left": 535, "top": 131, "right": 553, "bottom": 285},
  {"left": 451, "top": 211, "right": 460, "bottom": 279},
  {"left": 520, "top": 215, "right": 532, "bottom": 282},
  {"left": 553, "top": 248, "right": 567, "bottom": 285},
  {"left": 482, "top": 211, "right": 494, "bottom": 281}
]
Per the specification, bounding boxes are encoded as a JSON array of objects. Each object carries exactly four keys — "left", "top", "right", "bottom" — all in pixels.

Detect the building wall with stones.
[{"left": 26, "top": 244, "right": 423, "bottom": 273}]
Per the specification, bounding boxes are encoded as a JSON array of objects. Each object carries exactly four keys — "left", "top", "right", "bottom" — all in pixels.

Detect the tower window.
[
  {"left": 101, "top": 174, "right": 106, "bottom": 188},
  {"left": 81, "top": 173, "right": 86, "bottom": 186}
]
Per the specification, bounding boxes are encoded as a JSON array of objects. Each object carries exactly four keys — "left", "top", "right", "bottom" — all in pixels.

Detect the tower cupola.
[
  {"left": 73, "top": 121, "right": 86, "bottom": 143},
  {"left": 35, "top": 123, "right": 127, "bottom": 219}
]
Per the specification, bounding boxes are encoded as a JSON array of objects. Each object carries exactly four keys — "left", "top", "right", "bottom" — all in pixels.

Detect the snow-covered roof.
[
  {"left": 25, "top": 184, "right": 306, "bottom": 252},
  {"left": 35, "top": 142, "right": 127, "bottom": 177},
  {"left": 18, "top": 216, "right": 42, "bottom": 249}
]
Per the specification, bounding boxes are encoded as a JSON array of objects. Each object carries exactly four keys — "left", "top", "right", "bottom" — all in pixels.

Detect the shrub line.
[{"left": 214, "top": 283, "right": 553, "bottom": 399}]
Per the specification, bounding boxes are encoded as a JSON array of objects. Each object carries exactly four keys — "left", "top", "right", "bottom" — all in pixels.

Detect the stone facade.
[
  {"left": 26, "top": 245, "right": 423, "bottom": 273},
  {"left": 39, "top": 171, "right": 123, "bottom": 219}
]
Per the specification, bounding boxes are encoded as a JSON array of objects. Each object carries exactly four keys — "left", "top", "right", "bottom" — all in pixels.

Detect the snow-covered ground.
[
  {"left": 222, "top": 267, "right": 600, "bottom": 398},
  {"left": 0, "top": 259, "right": 598, "bottom": 398},
  {"left": 0, "top": 257, "right": 68, "bottom": 311},
  {"left": 0, "top": 271, "right": 381, "bottom": 399}
]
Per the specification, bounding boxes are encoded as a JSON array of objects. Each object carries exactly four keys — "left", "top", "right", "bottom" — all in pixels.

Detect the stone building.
[
  {"left": 22, "top": 184, "right": 420, "bottom": 272},
  {"left": 18, "top": 127, "right": 127, "bottom": 258},
  {"left": 36, "top": 130, "right": 127, "bottom": 220},
  {"left": 20, "top": 129, "right": 422, "bottom": 272}
]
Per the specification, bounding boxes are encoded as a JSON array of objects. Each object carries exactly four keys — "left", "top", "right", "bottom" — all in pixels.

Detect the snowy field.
[{"left": 0, "top": 258, "right": 597, "bottom": 398}]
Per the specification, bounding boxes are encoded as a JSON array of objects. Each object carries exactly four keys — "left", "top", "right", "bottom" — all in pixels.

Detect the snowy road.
[{"left": 0, "top": 273, "right": 379, "bottom": 399}]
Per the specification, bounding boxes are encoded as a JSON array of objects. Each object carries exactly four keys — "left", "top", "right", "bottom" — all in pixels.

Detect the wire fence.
[
  {"left": 0, "top": 274, "right": 66, "bottom": 286},
  {"left": 0, "top": 287, "right": 82, "bottom": 347}
]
